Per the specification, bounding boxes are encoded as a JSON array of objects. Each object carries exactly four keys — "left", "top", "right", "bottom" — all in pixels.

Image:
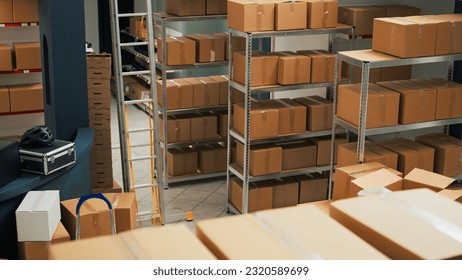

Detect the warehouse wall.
[{"left": 84, "top": 0, "right": 99, "bottom": 53}]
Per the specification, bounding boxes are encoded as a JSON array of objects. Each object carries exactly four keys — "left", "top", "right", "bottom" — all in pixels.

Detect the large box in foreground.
[
  {"left": 196, "top": 205, "right": 388, "bottom": 259},
  {"left": 49, "top": 225, "right": 216, "bottom": 260},
  {"left": 330, "top": 188, "right": 462, "bottom": 259}
]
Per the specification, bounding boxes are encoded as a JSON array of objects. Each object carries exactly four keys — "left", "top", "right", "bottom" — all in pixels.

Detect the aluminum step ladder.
[{"left": 109, "top": 0, "right": 164, "bottom": 225}]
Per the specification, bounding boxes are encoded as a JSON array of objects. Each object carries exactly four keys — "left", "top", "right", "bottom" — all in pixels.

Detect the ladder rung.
[
  {"left": 124, "top": 99, "right": 153, "bottom": 105},
  {"left": 128, "top": 128, "right": 155, "bottom": 133},
  {"left": 133, "top": 183, "right": 158, "bottom": 190},
  {"left": 129, "top": 155, "right": 156, "bottom": 161},
  {"left": 122, "top": 70, "right": 150, "bottom": 76},
  {"left": 112, "top": 143, "right": 153, "bottom": 149},
  {"left": 118, "top": 12, "right": 148, "bottom": 18},
  {"left": 120, "top": 42, "right": 149, "bottom": 47}
]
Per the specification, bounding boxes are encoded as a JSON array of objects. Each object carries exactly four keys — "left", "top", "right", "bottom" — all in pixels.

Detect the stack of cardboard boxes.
[
  {"left": 86, "top": 54, "right": 118, "bottom": 193},
  {"left": 166, "top": 0, "right": 227, "bottom": 16}
]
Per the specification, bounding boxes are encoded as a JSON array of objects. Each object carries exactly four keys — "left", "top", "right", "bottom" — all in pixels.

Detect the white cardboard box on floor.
[{"left": 15, "top": 190, "right": 61, "bottom": 242}]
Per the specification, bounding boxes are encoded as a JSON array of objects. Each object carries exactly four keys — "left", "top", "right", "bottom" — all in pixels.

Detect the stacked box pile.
[{"left": 86, "top": 54, "right": 118, "bottom": 193}]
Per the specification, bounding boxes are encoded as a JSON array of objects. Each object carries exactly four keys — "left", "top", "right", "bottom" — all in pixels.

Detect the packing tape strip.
[
  {"left": 199, "top": 79, "right": 210, "bottom": 105},
  {"left": 175, "top": 119, "right": 181, "bottom": 142},
  {"left": 379, "top": 94, "right": 386, "bottom": 127},
  {"left": 202, "top": 116, "right": 208, "bottom": 139},
  {"left": 180, "top": 41, "right": 186, "bottom": 65},
  {"left": 110, "top": 194, "right": 121, "bottom": 208},
  {"left": 277, "top": 99, "right": 296, "bottom": 133},
  {"left": 419, "top": 90, "right": 425, "bottom": 122},
  {"left": 322, "top": 0, "right": 328, "bottom": 27},
  {"left": 254, "top": 211, "right": 324, "bottom": 259},
  {"left": 211, "top": 37, "right": 216, "bottom": 62},
  {"left": 449, "top": 88, "right": 456, "bottom": 117},
  {"left": 264, "top": 149, "right": 270, "bottom": 174},
  {"left": 294, "top": 58, "right": 300, "bottom": 83},
  {"left": 449, "top": 22, "right": 456, "bottom": 54},
  {"left": 257, "top": 4, "right": 264, "bottom": 31},
  {"left": 381, "top": 190, "right": 462, "bottom": 244}
]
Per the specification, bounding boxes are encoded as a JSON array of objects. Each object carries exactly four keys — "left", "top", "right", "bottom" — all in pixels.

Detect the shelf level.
[
  {"left": 338, "top": 50, "right": 462, "bottom": 69},
  {"left": 230, "top": 24, "right": 353, "bottom": 39},
  {"left": 0, "top": 22, "right": 38, "bottom": 27},
  {"left": 0, "top": 69, "right": 41, "bottom": 74},
  {"left": 155, "top": 60, "right": 228, "bottom": 71},
  {"left": 335, "top": 117, "right": 462, "bottom": 136},
  {"left": 229, "top": 163, "right": 331, "bottom": 183},
  {"left": 230, "top": 129, "right": 342, "bottom": 145},
  {"left": 158, "top": 105, "right": 227, "bottom": 116},
  {"left": 122, "top": 46, "right": 150, "bottom": 63},
  {"left": 161, "top": 137, "right": 226, "bottom": 148},
  {"left": 230, "top": 80, "right": 339, "bottom": 93},
  {"left": 153, "top": 13, "right": 227, "bottom": 22}
]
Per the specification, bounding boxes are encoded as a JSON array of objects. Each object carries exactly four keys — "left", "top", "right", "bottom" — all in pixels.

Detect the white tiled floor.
[{"left": 109, "top": 97, "right": 230, "bottom": 232}]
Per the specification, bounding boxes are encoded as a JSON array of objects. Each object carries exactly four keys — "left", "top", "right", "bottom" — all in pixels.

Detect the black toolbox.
[
  {"left": 19, "top": 140, "right": 76, "bottom": 175},
  {"left": 0, "top": 140, "right": 21, "bottom": 188}
]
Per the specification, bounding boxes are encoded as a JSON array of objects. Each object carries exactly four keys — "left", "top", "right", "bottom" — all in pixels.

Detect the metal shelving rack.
[
  {"left": 328, "top": 49, "right": 462, "bottom": 198},
  {"left": 153, "top": 12, "right": 228, "bottom": 189},
  {"left": 227, "top": 24, "right": 354, "bottom": 215}
]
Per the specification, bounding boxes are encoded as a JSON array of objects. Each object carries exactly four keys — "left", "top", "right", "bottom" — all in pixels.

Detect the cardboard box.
[
  {"left": 274, "top": 0, "right": 307, "bottom": 31},
  {"left": 13, "top": 42, "right": 41, "bottom": 70},
  {"left": 233, "top": 51, "right": 278, "bottom": 87},
  {"left": 186, "top": 34, "right": 225, "bottom": 62},
  {"left": 330, "top": 188, "right": 462, "bottom": 259},
  {"left": 439, "top": 185, "right": 462, "bottom": 203},
  {"left": 18, "top": 222, "right": 70, "bottom": 260},
  {"left": 344, "top": 64, "right": 413, "bottom": 83},
  {"left": 379, "top": 65, "right": 413, "bottom": 82},
  {"left": 128, "top": 82, "right": 150, "bottom": 100},
  {"left": 49, "top": 225, "right": 216, "bottom": 260},
  {"left": 16, "top": 191, "right": 60, "bottom": 242},
  {"left": 415, "top": 133, "right": 462, "bottom": 177},
  {"left": 13, "top": 0, "right": 38, "bottom": 23},
  {"left": 338, "top": 6, "right": 386, "bottom": 35},
  {"left": 276, "top": 51, "right": 311, "bottom": 85},
  {"left": 196, "top": 205, "right": 388, "bottom": 259},
  {"left": 166, "top": 0, "right": 206, "bottom": 16},
  {"left": 157, "top": 36, "right": 196, "bottom": 66},
  {"left": 216, "top": 111, "right": 228, "bottom": 137},
  {"left": 350, "top": 168, "right": 403, "bottom": 197},
  {"left": 411, "top": 77, "right": 462, "bottom": 119},
  {"left": 158, "top": 115, "right": 191, "bottom": 143},
  {"left": 86, "top": 53, "right": 111, "bottom": 69},
  {"left": 233, "top": 101, "right": 279, "bottom": 139},
  {"left": 275, "top": 98, "right": 307, "bottom": 135},
  {"left": 372, "top": 17, "right": 438, "bottom": 58},
  {"left": 0, "top": 0, "right": 13, "bottom": 23},
  {"left": 377, "top": 137, "right": 435, "bottom": 176},
  {"left": 380, "top": 5, "right": 420, "bottom": 17},
  {"left": 88, "top": 97, "right": 110, "bottom": 110},
  {"left": 342, "top": 62, "right": 381, "bottom": 83},
  {"left": 214, "top": 32, "right": 246, "bottom": 60},
  {"left": 227, "top": 0, "right": 275, "bottom": 32},
  {"left": 183, "top": 77, "right": 206, "bottom": 108},
  {"left": 129, "top": 16, "right": 147, "bottom": 39},
  {"left": 88, "top": 109, "right": 110, "bottom": 121},
  {"left": 337, "top": 83, "right": 400, "bottom": 128},
  {"left": 230, "top": 177, "right": 273, "bottom": 213},
  {"left": 104, "top": 193, "right": 137, "bottom": 233},
  {"left": 337, "top": 141, "right": 398, "bottom": 169},
  {"left": 0, "top": 86, "right": 9, "bottom": 113},
  {"left": 293, "top": 95, "right": 332, "bottom": 132},
  {"left": 206, "top": 0, "right": 227, "bottom": 15},
  {"left": 403, "top": 167, "right": 454, "bottom": 193},
  {"left": 297, "top": 50, "right": 339, "bottom": 83},
  {"left": 404, "top": 15, "right": 452, "bottom": 55},
  {"left": 88, "top": 87, "right": 111, "bottom": 101},
  {"left": 196, "top": 76, "right": 220, "bottom": 106},
  {"left": 60, "top": 196, "right": 113, "bottom": 240},
  {"left": 87, "top": 67, "right": 111, "bottom": 80},
  {"left": 167, "top": 147, "right": 198, "bottom": 176},
  {"left": 0, "top": 44, "right": 12, "bottom": 71},
  {"left": 88, "top": 79, "right": 111, "bottom": 90},
  {"left": 429, "top": 14, "right": 462, "bottom": 54},
  {"left": 8, "top": 83, "right": 43, "bottom": 112},
  {"left": 189, "top": 113, "right": 218, "bottom": 140},
  {"left": 310, "top": 135, "right": 347, "bottom": 166},
  {"left": 196, "top": 144, "right": 227, "bottom": 174},
  {"left": 254, "top": 177, "right": 299, "bottom": 209},
  {"left": 377, "top": 80, "right": 437, "bottom": 124},
  {"left": 278, "top": 141, "right": 317, "bottom": 171},
  {"left": 333, "top": 161, "right": 403, "bottom": 200},
  {"left": 236, "top": 142, "right": 282, "bottom": 176},
  {"left": 208, "top": 75, "right": 229, "bottom": 105},
  {"left": 157, "top": 79, "right": 194, "bottom": 110},
  {"left": 306, "top": 0, "right": 338, "bottom": 29},
  {"left": 295, "top": 173, "right": 328, "bottom": 204}
]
